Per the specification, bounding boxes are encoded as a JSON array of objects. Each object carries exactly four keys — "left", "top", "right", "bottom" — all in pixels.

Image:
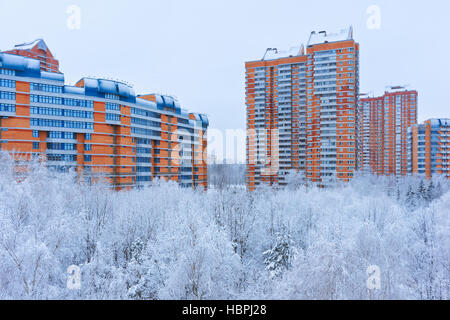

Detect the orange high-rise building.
[
  {"left": 0, "top": 40, "right": 208, "bottom": 189},
  {"left": 358, "top": 88, "right": 417, "bottom": 176},
  {"left": 245, "top": 27, "right": 359, "bottom": 189},
  {"left": 408, "top": 119, "right": 450, "bottom": 179}
]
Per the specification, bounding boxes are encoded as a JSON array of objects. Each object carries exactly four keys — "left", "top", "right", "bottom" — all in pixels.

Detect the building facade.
[
  {"left": 245, "top": 27, "right": 359, "bottom": 189},
  {"left": 0, "top": 41, "right": 208, "bottom": 190},
  {"left": 4, "top": 39, "right": 60, "bottom": 73},
  {"left": 358, "top": 88, "right": 418, "bottom": 176},
  {"left": 408, "top": 119, "right": 450, "bottom": 179}
]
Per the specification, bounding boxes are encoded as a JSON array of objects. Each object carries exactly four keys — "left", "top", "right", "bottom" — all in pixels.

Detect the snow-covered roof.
[
  {"left": 64, "top": 86, "right": 85, "bottom": 95},
  {"left": 0, "top": 52, "right": 40, "bottom": 72},
  {"left": 14, "top": 39, "right": 48, "bottom": 51},
  {"left": 262, "top": 45, "right": 304, "bottom": 61},
  {"left": 41, "top": 71, "right": 64, "bottom": 82},
  {"left": 136, "top": 97, "right": 157, "bottom": 110},
  {"left": 384, "top": 86, "right": 416, "bottom": 94},
  {"left": 80, "top": 77, "right": 136, "bottom": 98},
  {"left": 428, "top": 119, "right": 450, "bottom": 127},
  {"left": 307, "top": 26, "right": 353, "bottom": 46}
]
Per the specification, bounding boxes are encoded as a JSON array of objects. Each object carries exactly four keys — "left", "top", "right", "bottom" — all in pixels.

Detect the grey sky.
[{"left": 1, "top": 0, "right": 449, "bottom": 163}]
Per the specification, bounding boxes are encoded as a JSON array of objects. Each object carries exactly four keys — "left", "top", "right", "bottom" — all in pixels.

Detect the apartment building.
[
  {"left": 408, "top": 119, "right": 450, "bottom": 179},
  {"left": 0, "top": 40, "right": 208, "bottom": 189},
  {"left": 245, "top": 27, "right": 359, "bottom": 190},
  {"left": 358, "top": 88, "right": 418, "bottom": 176}
]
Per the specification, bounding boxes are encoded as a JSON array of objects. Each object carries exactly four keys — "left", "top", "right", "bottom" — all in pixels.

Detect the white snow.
[
  {"left": 262, "top": 46, "right": 303, "bottom": 61},
  {"left": 307, "top": 26, "right": 353, "bottom": 46},
  {"left": 0, "top": 152, "right": 448, "bottom": 300},
  {"left": 14, "top": 39, "right": 47, "bottom": 51}
]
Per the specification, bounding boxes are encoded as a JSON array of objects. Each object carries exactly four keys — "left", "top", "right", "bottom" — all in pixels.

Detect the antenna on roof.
[
  {"left": 360, "top": 91, "right": 374, "bottom": 98},
  {"left": 386, "top": 85, "right": 408, "bottom": 92},
  {"left": 307, "top": 31, "right": 316, "bottom": 47},
  {"left": 262, "top": 48, "right": 277, "bottom": 60},
  {"left": 348, "top": 25, "right": 354, "bottom": 39},
  {"left": 298, "top": 44, "right": 305, "bottom": 56}
]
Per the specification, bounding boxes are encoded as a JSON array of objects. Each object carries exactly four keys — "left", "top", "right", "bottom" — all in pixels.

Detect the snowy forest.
[
  {"left": 0, "top": 152, "right": 449, "bottom": 300},
  {"left": 208, "top": 163, "right": 246, "bottom": 188}
]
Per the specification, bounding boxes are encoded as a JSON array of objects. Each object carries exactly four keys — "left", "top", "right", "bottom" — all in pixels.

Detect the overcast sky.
[{"left": 1, "top": 0, "right": 449, "bottom": 162}]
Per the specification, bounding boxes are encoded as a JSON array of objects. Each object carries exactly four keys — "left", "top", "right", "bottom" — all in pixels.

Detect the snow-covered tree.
[
  {"left": 284, "top": 170, "right": 306, "bottom": 190},
  {"left": 263, "top": 231, "right": 296, "bottom": 279},
  {"left": 0, "top": 151, "right": 448, "bottom": 300},
  {"left": 406, "top": 185, "right": 416, "bottom": 209}
]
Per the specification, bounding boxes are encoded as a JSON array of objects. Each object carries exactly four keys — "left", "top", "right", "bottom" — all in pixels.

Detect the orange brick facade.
[
  {"left": 358, "top": 89, "right": 418, "bottom": 176},
  {"left": 0, "top": 41, "right": 208, "bottom": 190},
  {"left": 246, "top": 28, "right": 359, "bottom": 189},
  {"left": 408, "top": 119, "right": 450, "bottom": 179}
]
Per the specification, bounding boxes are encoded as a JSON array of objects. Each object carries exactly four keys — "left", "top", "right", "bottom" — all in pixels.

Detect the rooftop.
[
  {"left": 14, "top": 39, "right": 48, "bottom": 52},
  {"left": 0, "top": 51, "right": 208, "bottom": 124},
  {"left": 262, "top": 45, "right": 304, "bottom": 61},
  {"left": 307, "top": 26, "right": 353, "bottom": 47},
  {"left": 251, "top": 27, "right": 355, "bottom": 63},
  {"left": 428, "top": 119, "right": 450, "bottom": 126}
]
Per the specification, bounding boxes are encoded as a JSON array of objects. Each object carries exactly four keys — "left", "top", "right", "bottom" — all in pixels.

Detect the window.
[
  {"left": 48, "top": 131, "right": 75, "bottom": 139},
  {"left": 105, "top": 113, "right": 121, "bottom": 121},
  {"left": 30, "top": 95, "right": 93, "bottom": 108},
  {"left": 32, "top": 142, "right": 40, "bottom": 150},
  {"left": 137, "top": 147, "right": 151, "bottom": 154},
  {"left": 135, "top": 138, "right": 151, "bottom": 145},
  {"left": 0, "top": 91, "right": 15, "bottom": 100},
  {"left": 0, "top": 103, "right": 15, "bottom": 112},
  {"left": 105, "top": 103, "right": 120, "bottom": 111},
  {"left": 131, "top": 117, "right": 159, "bottom": 127},
  {"left": 30, "top": 118, "right": 93, "bottom": 130},
  {"left": 85, "top": 133, "right": 91, "bottom": 140},
  {"left": 64, "top": 98, "right": 94, "bottom": 108},
  {"left": 47, "top": 143, "right": 75, "bottom": 151},
  {"left": 85, "top": 144, "right": 91, "bottom": 151},
  {"left": 131, "top": 127, "right": 161, "bottom": 137},
  {"left": 0, "top": 69, "right": 15, "bottom": 76},
  {"left": 84, "top": 155, "right": 92, "bottom": 162},
  {"left": 30, "top": 106, "right": 93, "bottom": 119},
  {"left": 0, "top": 79, "right": 15, "bottom": 88},
  {"left": 105, "top": 93, "right": 120, "bottom": 100},
  {"left": 30, "top": 94, "right": 62, "bottom": 105},
  {"left": 136, "top": 157, "right": 152, "bottom": 164},
  {"left": 30, "top": 83, "right": 63, "bottom": 93},
  {"left": 32, "top": 130, "right": 39, "bottom": 138},
  {"left": 47, "top": 154, "right": 77, "bottom": 162}
]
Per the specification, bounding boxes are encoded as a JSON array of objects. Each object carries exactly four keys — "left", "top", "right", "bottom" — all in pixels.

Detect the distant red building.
[{"left": 358, "top": 88, "right": 418, "bottom": 176}]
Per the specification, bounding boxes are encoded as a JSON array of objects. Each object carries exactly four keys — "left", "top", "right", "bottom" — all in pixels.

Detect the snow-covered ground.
[{"left": 0, "top": 152, "right": 448, "bottom": 300}]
